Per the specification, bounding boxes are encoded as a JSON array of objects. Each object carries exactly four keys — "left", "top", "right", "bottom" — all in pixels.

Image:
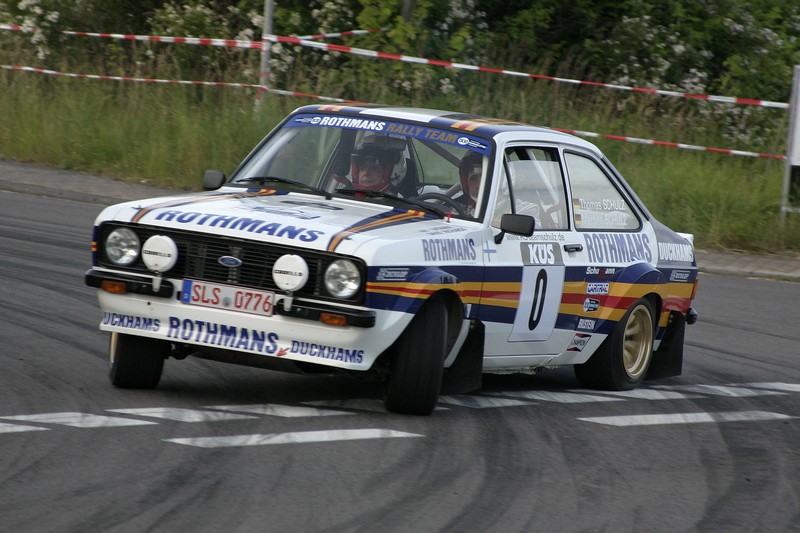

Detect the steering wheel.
[{"left": 415, "top": 192, "right": 466, "bottom": 215}]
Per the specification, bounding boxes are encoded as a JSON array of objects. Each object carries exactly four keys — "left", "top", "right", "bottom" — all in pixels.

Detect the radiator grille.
[{"left": 97, "top": 223, "right": 362, "bottom": 303}]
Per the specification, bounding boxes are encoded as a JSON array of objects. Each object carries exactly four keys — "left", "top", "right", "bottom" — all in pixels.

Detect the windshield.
[{"left": 230, "top": 113, "right": 493, "bottom": 219}]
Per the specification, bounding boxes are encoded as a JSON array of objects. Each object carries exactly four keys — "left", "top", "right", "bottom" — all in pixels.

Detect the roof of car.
[{"left": 292, "top": 104, "right": 601, "bottom": 153}]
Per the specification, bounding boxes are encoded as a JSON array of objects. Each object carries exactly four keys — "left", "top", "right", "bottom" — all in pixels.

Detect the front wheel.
[
  {"left": 574, "top": 297, "right": 655, "bottom": 390},
  {"left": 109, "top": 332, "right": 169, "bottom": 389},
  {"left": 384, "top": 298, "right": 448, "bottom": 415}
]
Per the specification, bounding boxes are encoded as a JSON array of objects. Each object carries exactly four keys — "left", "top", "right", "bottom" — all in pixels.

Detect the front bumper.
[{"left": 86, "top": 268, "right": 391, "bottom": 371}]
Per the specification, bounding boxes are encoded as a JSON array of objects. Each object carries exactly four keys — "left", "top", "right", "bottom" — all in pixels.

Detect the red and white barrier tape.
[
  {"left": 0, "top": 23, "right": 790, "bottom": 110},
  {"left": 0, "top": 64, "right": 361, "bottom": 104},
  {"left": 1, "top": 63, "right": 784, "bottom": 160},
  {"left": 294, "top": 29, "right": 384, "bottom": 40},
  {"left": 551, "top": 127, "right": 785, "bottom": 160}
]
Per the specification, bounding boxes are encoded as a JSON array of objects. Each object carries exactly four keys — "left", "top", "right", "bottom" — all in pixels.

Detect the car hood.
[{"left": 94, "top": 188, "right": 466, "bottom": 254}]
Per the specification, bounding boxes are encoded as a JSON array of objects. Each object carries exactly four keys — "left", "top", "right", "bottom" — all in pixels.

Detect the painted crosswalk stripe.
[
  {"left": 107, "top": 408, "right": 258, "bottom": 422},
  {"left": 0, "top": 413, "right": 157, "bottom": 428},
  {"left": 571, "top": 389, "right": 702, "bottom": 400},
  {"left": 208, "top": 404, "right": 355, "bottom": 418},
  {"left": 438, "top": 395, "right": 532, "bottom": 408},
  {"left": 165, "top": 429, "right": 424, "bottom": 448},
  {"left": 578, "top": 410, "right": 794, "bottom": 427},
  {"left": 302, "top": 399, "right": 390, "bottom": 413},
  {"left": 741, "top": 382, "right": 800, "bottom": 393},
  {"left": 303, "top": 399, "right": 449, "bottom": 413},
  {"left": 0, "top": 422, "right": 50, "bottom": 434},
  {"left": 654, "top": 385, "right": 786, "bottom": 397},
  {"left": 488, "top": 391, "right": 625, "bottom": 403}
]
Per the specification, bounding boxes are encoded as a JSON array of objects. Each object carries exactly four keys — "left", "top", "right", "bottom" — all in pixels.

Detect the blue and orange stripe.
[{"left": 326, "top": 208, "right": 434, "bottom": 252}]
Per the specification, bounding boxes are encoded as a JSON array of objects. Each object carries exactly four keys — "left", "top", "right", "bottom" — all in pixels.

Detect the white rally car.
[{"left": 86, "top": 104, "right": 698, "bottom": 415}]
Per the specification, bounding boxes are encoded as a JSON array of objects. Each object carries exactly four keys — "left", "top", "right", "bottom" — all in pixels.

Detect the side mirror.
[
  {"left": 202, "top": 170, "right": 226, "bottom": 191},
  {"left": 495, "top": 213, "right": 536, "bottom": 244}
]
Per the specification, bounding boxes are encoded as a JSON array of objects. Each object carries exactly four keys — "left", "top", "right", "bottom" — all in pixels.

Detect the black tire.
[
  {"left": 384, "top": 298, "right": 448, "bottom": 415},
  {"left": 109, "top": 332, "right": 168, "bottom": 389},
  {"left": 574, "top": 297, "right": 655, "bottom": 391}
]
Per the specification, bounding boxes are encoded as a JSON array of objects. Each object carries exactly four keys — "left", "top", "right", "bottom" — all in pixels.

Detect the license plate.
[{"left": 180, "top": 280, "right": 275, "bottom": 317}]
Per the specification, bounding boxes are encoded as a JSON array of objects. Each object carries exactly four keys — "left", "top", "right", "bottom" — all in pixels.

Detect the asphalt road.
[{"left": 1, "top": 188, "right": 800, "bottom": 533}]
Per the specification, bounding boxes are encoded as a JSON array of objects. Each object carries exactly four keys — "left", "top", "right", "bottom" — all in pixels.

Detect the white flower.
[{"left": 439, "top": 77, "right": 455, "bottom": 94}]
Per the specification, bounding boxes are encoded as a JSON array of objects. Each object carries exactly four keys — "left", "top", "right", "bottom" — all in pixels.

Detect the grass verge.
[{"left": 1, "top": 71, "right": 797, "bottom": 251}]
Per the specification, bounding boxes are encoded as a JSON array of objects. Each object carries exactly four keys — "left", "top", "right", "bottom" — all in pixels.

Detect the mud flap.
[
  {"left": 646, "top": 311, "right": 685, "bottom": 380},
  {"left": 441, "top": 321, "right": 484, "bottom": 395}
]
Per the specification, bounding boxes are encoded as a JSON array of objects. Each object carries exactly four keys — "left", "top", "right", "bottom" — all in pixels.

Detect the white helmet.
[{"left": 350, "top": 133, "right": 408, "bottom": 192}]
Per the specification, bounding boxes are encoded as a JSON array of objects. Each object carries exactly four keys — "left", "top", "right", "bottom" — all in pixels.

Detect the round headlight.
[
  {"left": 324, "top": 259, "right": 361, "bottom": 299},
  {"left": 105, "top": 228, "right": 141, "bottom": 266}
]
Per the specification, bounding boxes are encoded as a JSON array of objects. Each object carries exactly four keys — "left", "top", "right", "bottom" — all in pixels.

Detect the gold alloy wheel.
[{"left": 622, "top": 303, "right": 654, "bottom": 379}]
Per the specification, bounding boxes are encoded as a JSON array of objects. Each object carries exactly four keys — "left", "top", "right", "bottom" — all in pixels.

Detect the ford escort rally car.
[{"left": 85, "top": 104, "right": 698, "bottom": 415}]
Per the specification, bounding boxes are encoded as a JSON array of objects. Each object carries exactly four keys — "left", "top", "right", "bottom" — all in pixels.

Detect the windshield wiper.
[
  {"left": 335, "top": 188, "right": 446, "bottom": 218},
  {"left": 237, "top": 176, "right": 332, "bottom": 200}
]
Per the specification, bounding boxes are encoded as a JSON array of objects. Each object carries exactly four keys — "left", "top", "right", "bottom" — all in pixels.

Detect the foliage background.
[{"left": 1, "top": 0, "right": 799, "bottom": 252}]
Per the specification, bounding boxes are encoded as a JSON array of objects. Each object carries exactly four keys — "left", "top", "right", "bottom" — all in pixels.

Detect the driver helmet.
[
  {"left": 459, "top": 151, "right": 484, "bottom": 206},
  {"left": 350, "top": 134, "right": 408, "bottom": 192}
]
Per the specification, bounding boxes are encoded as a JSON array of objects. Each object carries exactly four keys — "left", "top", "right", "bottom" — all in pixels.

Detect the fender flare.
[{"left": 614, "top": 262, "right": 685, "bottom": 379}]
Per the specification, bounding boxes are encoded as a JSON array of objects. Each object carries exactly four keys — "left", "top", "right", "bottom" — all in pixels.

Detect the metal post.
[
  {"left": 781, "top": 65, "right": 800, "bottom": 222},
  {"left": 256, "top": 0, "right": 274, "bottom": 108}
]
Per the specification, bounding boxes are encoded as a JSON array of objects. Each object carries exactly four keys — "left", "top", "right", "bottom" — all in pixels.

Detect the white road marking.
[
  {"left": 0, "top": 413, "right": 157, "bottom": 428},
  {"left": 0, "top": 422, "right": 50, "bottom": 434},
  {"left": 653, "top": 385, "right": 786, "bottom": 397},
  {"left": 165, "top": 429, "right": 424, "bottom": 448},
  {"left": 489, "top": 391, "right": 625, "bottom": 403},
  {"left": 207, "top": 404, "right": 355, "bottom": 418},
  {"left": 107, "top": 407, "right": 258, "bottom": 422},
  {"left": 579, "top": 410, "right": 794, "bottom": 427},
  {"left": 302, "top": 399, "right": 389, "bottom": 413},
  {"left": 571, "top": 389, "right": 702, "bottom": 400},
  {"left": 438, "top": 395, "right": 533, "bottom": 408},
  {"left": 741, "top": 382, "right": 800, "bottom": 393}
]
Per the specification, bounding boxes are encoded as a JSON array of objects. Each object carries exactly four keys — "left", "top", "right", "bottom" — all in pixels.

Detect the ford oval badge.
[{"left": 218, "top": 255, "right": 243, "bottom": 268}]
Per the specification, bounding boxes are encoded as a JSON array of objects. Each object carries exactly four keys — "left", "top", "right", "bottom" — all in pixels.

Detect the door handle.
[{"left": 563, "top": 243, "right": 583, "bottom": 252}]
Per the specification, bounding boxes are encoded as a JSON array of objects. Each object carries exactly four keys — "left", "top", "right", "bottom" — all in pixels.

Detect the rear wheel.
[
  {"left": 574, "top": 297, "right": 655, "bottom": 390},
  {"left": 109, "top": 332, "right": 168, "bottom": 389},
  {"left": 384, "top": 298, "right": 448, "bottom": 415}
]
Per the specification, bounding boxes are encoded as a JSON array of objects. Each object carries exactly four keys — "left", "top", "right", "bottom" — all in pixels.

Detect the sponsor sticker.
[
  {"left": 586, "top": 282, "right": 610, "bottom": 295},
  {"left": 658, "top": 242, "right": 694, "bottom": 263},
  {"left": 567, "top": 333, "right": 591, "bottom": 352},
  {"left": 376, "top": 268, "right": 410, "bottom": 281},
  {"left": 422, "top": 238, "right": 477, "bottom": 261},
  {"left": 289, "top": 115, "right": 490, "bottom": 154},
  {"left": 102, "top": 313, "right": 160, "bottom": 332},
  {"left": 290, "top": 341, "right": 364, "bottom": 363},
  {"left": 577, "top": 318, "right": 596, "bottom": 331},
  {"left": 583, "top": 232, "right": 653, "bottom": 263},
  {"left": 153, "top": 210, "right": 324, "bottom": 242},
  {"left": 583, "top": 298, "right": 600, "bottom": 312},
  {"left": 166, "top": 317, "right": 280, "bottom": 355},
  {"left": 520, "top": 242, "right": 563, "bottom": 266},
  {"left": 670, "top": 270, "right": 692, "bottom": 282}
]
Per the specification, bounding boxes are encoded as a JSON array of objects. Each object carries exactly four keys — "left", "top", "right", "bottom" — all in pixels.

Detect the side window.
[
  {"left": 566, "top": 152, "right": 640, "bottom": 231},
  {"left": 491, "top": 147, "right": 568, "bottom": 230}
]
